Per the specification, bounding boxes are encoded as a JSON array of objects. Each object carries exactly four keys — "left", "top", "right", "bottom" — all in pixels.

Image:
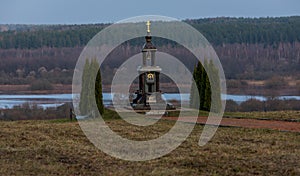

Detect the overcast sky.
[{"left": 0, "top": 0, "right": 299, "bottom": 24}]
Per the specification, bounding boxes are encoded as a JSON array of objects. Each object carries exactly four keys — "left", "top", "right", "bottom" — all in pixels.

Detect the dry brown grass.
[
  {"left": 0, "top": 119, "right": 299, "bottom": 175},
  {"left": 0, "top": 84, "right": 72, "bottom": 94},
  {"left": 225, "top": 111, "right": 300, "bottom": 121}
]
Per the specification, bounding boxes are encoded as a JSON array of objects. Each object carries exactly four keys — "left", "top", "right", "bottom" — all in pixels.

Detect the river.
[{"left": 0, "top": 93, "right": 299, "bottom": 109}]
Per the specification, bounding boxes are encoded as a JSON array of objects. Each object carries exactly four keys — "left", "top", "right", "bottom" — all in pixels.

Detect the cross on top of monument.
[{"left": 146, "top": 21, "right": 151, "bottom": 34}]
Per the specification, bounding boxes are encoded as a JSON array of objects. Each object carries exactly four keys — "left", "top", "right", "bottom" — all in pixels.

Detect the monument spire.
[
  {"left": 143, "top": 21, "right": 156, "bottom": 50},
  {"left": 131, "top": 20, "right": 175, "bottom": 111}
]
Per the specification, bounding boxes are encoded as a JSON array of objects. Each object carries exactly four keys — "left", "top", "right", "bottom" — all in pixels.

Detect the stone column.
[
  {"left": 139, "top": 73, "right": 145, "bottom": 93},
  {"left": 155, "top": 72, "right": 160, "bottom": 92},
  {"left": 151, "top": 51, "right": 155, "bottom": 66},
  {"left": 142, "top": 52, "right": 146, "bottom": 66}
]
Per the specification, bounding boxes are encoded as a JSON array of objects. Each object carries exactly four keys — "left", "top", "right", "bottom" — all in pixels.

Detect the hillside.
[
  {"left": 0, "top": 17, "right": 299, "bottom": 95},
  {"left": 1, "top": 17, "right": 300, "bottom": 48}
]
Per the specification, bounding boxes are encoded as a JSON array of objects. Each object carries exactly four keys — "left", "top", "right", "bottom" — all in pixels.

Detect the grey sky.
[{"left": 0, "top": 0, "right": 299, "bottom": 24}]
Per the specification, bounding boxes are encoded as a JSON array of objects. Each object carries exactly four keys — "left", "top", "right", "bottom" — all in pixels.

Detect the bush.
[
  {"left": 0, "top": 102, "right": 72, "bottom": 121},
  {"left": 29, "top": 79, "right": 53, "bottom": 91},
  {"left": 265, "top": 99, "right": 286, "bottom": 111},
  {"left": 296, "top": 82, "right": 300, "bottom": 94},
  {"left": 265, "top": 76, "right": 287, "bottom": 89},
  {"left": 240, "top": 99, "right": 265, "bottom": 112},
  {"left": 281, "top": 99, "right": 300, "bottom": 111},
  {"left": 229, "top": 98, "right": 300, "bottom": 112},
  {"left": 225, "top": 99, "right": 239, "bottom": 112}
]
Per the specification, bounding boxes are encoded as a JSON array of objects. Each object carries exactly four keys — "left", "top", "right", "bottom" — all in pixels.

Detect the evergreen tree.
[
  {"left": 79, "top": 58, "right": 104, "bottom": 115},
  {"left": 79, "top": 59, "right": 90, "bottom": 115},
  {"left": 208, "top": 60, "right": 222, "bottom": 112},
  {"left": 203, "top": 60, "right": 211, "bottom": 111},
  {"left": 190, "top": 65, "right": 199, "bottom": 109},
  {"left": 190, "top": 61, "right": 208, "bottom": 110},
  {"left": 199, "top": 61, "right": 207, "bottom": 110},
  {"left": 94, "top": 59, "right": 104, "bottom": 115},
  {"left": 190, "top": 59, "right": 221, "bottom": 112}
]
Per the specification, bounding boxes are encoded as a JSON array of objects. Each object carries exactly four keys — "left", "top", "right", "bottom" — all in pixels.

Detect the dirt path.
[{"left": 161, "top": 116, "right": 300, "bottom": 132}]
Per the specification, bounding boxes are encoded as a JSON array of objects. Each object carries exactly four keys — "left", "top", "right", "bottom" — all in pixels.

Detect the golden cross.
[{"left": 146, "top": 21, "right": 151, "bottom": 33}]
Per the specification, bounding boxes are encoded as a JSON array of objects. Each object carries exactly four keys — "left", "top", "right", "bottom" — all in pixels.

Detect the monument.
[{"left": 131, "top": 21, "right": 175, "bottom": 111}]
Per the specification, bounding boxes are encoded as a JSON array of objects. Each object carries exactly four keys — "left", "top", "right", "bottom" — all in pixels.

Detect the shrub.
[
  {"left": 29, "top": 79, "right": 53, "bottom": 91},
  {"left": 225, "top": 99, "right": 239, "bottom": 112},
  {"left": 240, "top": 99, "right": 265, "bottom": 112},
  {"left": 265, "top": 76, "right": 286, "bottom": 89},
  {"left": 1, "top": 102, "right": 71, "bottom": 120},
  {"left": 265, "top": 99, "right": 286, "bottom": 111},
  {"left": 282, "top": 99, "right": 300, "bottom": 111},
  {"left": 220, "top": 98, "right": 300, "bottom": 112}
]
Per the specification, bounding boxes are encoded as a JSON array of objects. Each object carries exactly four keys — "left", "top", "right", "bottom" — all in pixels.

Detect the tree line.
[
  {"left": 226, "top": 99, "right": 300, "bottom": 112},
  {"left": 187, "top": 16, "right": 300, "bottom": 46},
  {"left": 0, "top": 16, "right": 299, "bottom": 49}
]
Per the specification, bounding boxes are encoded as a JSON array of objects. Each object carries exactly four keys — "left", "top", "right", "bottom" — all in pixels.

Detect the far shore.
[
  {"left": 0, "top": 84, "right": 299, "bottom": 96},
  {"left": 0, "top": 84, "right": 72, "bottom": 95}
]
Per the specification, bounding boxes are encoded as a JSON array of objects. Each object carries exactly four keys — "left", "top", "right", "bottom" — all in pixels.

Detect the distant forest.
[
  {"left": 1, "top": 16, "right": 300, "bottom": 48},
  {"left": 0, "top": 16, "right": 299, "bottom": 95}
]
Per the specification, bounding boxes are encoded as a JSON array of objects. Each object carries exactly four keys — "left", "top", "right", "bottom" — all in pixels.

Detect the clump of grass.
[
  {"left": 47, "top": 118, "right": 74, "bottom": 123},
  {"left": 102, "top": 108, "right": 121, "bottom": 120},
  {"left": 164, "top": 110, "right": 209, "bottom": 117}
]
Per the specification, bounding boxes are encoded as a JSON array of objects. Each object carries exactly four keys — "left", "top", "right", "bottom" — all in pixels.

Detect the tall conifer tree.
[
  {"left": 94, "top": 59, "right": 104, "bottom": 115},
  {"left": 79, "top": 58, "right": 104, "bottom": 116},
  {"left": 79, "top": 59, "right": 90, "bottom": 115},
  {"left": 190, "top": 59, "right": 221, "bottom": 112},
  {"left": 208, "top": 60, "right": 222, "bottom": 112}
]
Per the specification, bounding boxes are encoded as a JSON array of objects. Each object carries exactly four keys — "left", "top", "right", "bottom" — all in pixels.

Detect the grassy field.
[
  {"left": 224, "top": 111, "right": 300, "bottom": 121},
  {"left": 167, "top": 110, "right": 300, "bottom": 122},
  {"left": 0, "top": 117, "right": 299, "bottom": 175}
]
